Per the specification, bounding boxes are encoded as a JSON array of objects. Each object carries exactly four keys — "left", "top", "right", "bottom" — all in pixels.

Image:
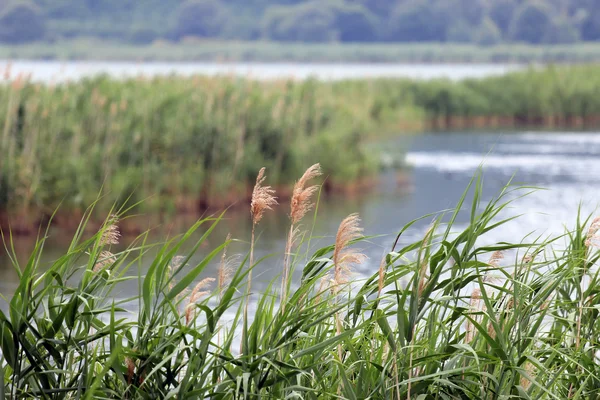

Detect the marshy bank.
[{"left": 2, "top": 64, "right": 600, "bottom": 233}]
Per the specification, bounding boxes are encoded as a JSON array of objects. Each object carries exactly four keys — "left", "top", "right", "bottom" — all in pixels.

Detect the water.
[
  {"left": 0, "top": 60, "right": 520, "bottom": 82},
  {"left": 1, "top": 131, "right": 599, "bottom": 305}
]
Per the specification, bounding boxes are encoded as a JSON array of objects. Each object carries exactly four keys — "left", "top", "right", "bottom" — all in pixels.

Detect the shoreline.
[{"left": 0, "top": 175, "right": 383, "bottom": 236}]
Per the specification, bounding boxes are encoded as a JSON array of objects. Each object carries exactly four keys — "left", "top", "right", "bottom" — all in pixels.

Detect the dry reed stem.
[{"left": 488, "top": 250, "right": 504, "bottom": 267}]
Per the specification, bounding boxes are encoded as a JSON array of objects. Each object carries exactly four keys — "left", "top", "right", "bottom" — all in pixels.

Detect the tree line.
[{"left": 1, "top": 0, "right": 600, "bottom": 45}]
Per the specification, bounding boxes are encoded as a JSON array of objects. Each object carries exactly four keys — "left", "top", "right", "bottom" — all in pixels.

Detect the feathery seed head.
[
  {"left": 377, "top": 255, "right": 386, "bottom": 296},
  {"left": 333, "top": 213, "right": 366, "bottom": 288},
  {"left": 488, "top": 251, "right": 504, "bottom": 267},
  {"left": 290, "top": 164, "right": 322, "bottom": 225},
  {"left": 316, "top": 276, "right": 330, "bottom": 303},
  {"left": 94, "top": 250, "right": 116, "bottom": 272},
  {"left": 168, "top": 255, "right": 186, "bottom": 290},
  {"left": 251, "top": 167, "right": 278, "bottom": 226},
  {"left": 465, "top": 288, "right": 482, "bottom": 344},
  {"left": 585, "top": 217, "right": 600, "bottom": 247},
  {"left": 218, "top": 234, "right": 237, "bottom": 297},
  {"left": 186, "top": 277, "right": 215, "bottom": 324},
  {"left": 100, "top": 215, "right": 120, "bottom": 246}
]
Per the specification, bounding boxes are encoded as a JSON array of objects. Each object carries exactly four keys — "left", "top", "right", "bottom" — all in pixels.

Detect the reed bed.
[
  {"left": 0, "top": 74, "right": 383, "bottom": 231},
  {"left": 1, "top": 168, "right": 600, "bottom": 399},
  {"left": 3, "top": 65, "right": 600, "bottom": 232}
]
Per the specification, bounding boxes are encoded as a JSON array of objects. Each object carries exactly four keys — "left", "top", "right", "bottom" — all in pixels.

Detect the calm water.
[
  {"left": 0, "top": 60, "right": 520, "bottom": 82},
  {"left": 1, "top": 131, "right": 599, "bottom": 305}
]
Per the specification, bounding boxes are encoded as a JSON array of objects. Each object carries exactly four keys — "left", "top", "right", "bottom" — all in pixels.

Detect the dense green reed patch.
[
  {"left": 1, "top": 170, "right": 600, "bottom": 399},
  {"left": 0, "top": 75, "right": 388, "bottom": 229},
  {"left": 2, "top": 64, "right": 600, "bottom": 232}
]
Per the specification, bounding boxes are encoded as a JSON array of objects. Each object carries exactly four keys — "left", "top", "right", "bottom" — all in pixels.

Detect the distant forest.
[{"left": 1, "top": 0, "right": 600, "bottom": 45}]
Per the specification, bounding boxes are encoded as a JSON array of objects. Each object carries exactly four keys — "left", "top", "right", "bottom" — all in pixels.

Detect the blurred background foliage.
[{"left": 0, "top": 0, "right": 599, "bottom": 45}]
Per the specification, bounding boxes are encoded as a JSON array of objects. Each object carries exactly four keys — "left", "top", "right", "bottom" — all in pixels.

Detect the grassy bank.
[
  {"left": 2, "top": 64, "right": 600, "bottom": 233},
  {"left": 6, "top": 39, "right": 600, "bottom": 63},
  {"left": 1, "top": 169, "right": 600, "bottom": 398}
]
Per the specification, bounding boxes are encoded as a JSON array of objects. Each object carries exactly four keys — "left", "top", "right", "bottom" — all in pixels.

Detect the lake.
[
  {"left": 1, "top": 130, "right": 598, "bottom": 304},
  {"left": 0, "top": 60, "right": 521, "bottom": 82}
]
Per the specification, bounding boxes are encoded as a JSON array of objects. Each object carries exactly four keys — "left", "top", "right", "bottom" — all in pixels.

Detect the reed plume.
[
  {"left": 332, "top": 213, "right": 365, "bottom": 364},
  {"left": 377, "top": 255, "right": 386, "bottom": 297},
  {"left": 218, "top": 234, "right": 234, "bottom": 301},
  {"left": 488, "top": 250, "right": 504, "bottom": 267},
  {"left": 100, "top": 221, "right": 121, "bottom": 246},
  {"left": 168, "top": 255, "right": 186, "bottom": 291},
  {"left": 185, "top": 278, "right": 215, "bottom": 325},
  {"left": 333, "top": 213, "right": 365, "bottom": 291},
  {"left": 247, "top": 168, "right": 277, "bottom": 325},
  {"left": 93, "top": 215, "right": 120, "bottom": 272},
  {"left": 281, "top": 163, "right": 322, "bottom": 311},
  {"left": 585, "top": 217, "right": 600, "bottom": 248},
  {"left": 465, "top": 288, "right": 482, "bottom": 344},
  {"left": 250, "top": 168, "right": 278, "bottom": 228},
  {"left": 94, "top": 250, "right": 117, "bottom": 273},
  {"left": 290, "top": 163, "right": 322, "bottom": 225}
]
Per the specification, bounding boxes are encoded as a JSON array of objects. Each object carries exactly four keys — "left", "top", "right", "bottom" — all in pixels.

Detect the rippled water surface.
[{"left": 1, "top": 131, "right": 598, "bottom": 304}]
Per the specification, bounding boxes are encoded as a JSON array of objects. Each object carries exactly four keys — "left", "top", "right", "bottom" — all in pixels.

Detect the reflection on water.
[{"left": 2, "top": 131, "right": 600, "bottom": 304}]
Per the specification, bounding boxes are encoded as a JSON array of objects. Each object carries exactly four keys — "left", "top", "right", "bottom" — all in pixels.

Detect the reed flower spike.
[
  {"left": 186, "top": 278, "right": 215, "bottom": 325},
  {"left": 585, "top": 217, "right": 600, "bottom": 248},
  {"left": 281, "top": 164, "right": 322, "bottom": 310},
  {"left": 290, "top": 163, "right": 322, "bottom": 224},
  {"left": 247, "top": 168, "right": 277, "bottom": 329},
  {"left": 333, "top": 213, "right": 366, "bottom": 290},
  {"left": 218, "top": 234, "right": 237, "bottom": 300},
  {"left": 93, "top": 215, "right": 120, "bottom": 272},
  {"left": 251, "top": 167, "right": 278, "bottom": 226}
]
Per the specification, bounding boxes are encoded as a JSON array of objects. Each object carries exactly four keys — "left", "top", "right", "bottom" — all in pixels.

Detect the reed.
[
  {"left": 1, "top": 171, "right": 600, "bottom": 398},
  {"left": 0, "top": 75, "right": 381, "bottom": 232},
  {"left": 4, "top": 65, "right": 600, "bottom": 233}
]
